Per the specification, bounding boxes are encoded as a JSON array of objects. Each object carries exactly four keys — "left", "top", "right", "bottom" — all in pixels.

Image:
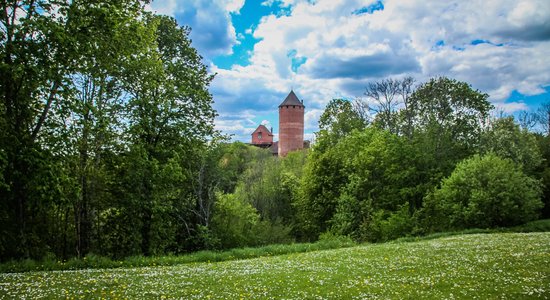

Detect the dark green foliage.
[
  {"left": 0, "top": 1, "right": 219, "bottom": 261},
  {"left": 422, "top": 153, "right": 543, "bottom": 231}
]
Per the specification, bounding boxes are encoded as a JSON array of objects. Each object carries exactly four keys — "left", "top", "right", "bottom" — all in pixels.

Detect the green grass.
[
  {"left": 0, "top": 235, "right": 355, "bottom": 273},
  {"left": 2, "top": 219, "right": 549, "bottom": 274},
  {"left": 1, "top": 232, "right": 549, "bottom": 299}
]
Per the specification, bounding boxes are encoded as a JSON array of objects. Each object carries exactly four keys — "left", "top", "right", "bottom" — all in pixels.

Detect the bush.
[
  {"left": 211, "top": 193, "right": 260, "bottom": 249},
  {"left": 424, "top": 153, "right": 543, "bottom": 230},
  {"left": 359, "top": 205, "right": 413, "bottom": 242}
]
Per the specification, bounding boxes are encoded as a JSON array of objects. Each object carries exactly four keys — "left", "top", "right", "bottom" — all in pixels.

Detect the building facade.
[
  {"left": 278, "top": 90, "right": 304, "bottom": 156},
  {"left": 250, "top": 90, "right": 305, "bottom": 157}
]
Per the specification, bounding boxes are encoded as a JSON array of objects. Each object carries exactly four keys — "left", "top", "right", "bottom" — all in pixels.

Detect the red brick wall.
[
  {"left": 278, "top": 105, "right": 304, "bottom": 156},
  {"left": 251, "top": 126, "right": 273, "bottom": 145}
]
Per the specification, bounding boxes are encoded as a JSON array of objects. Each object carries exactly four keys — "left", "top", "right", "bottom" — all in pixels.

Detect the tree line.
[
  {"left": 2, "top": 0, "right": 549, "bottom": 262},
  {"left": 188, "top": 77, "right": 549, "bottom": 250},
  {"left": 295, "top": 77, "right": 549, "bottom": 242},
  {"left": 1, "top": 0, "right": 219, "bottom": 261}
]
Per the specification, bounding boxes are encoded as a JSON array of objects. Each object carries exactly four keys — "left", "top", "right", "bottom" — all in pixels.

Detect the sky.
[{"left": 147, "top": 0, "right": 550, "bottom": 142}]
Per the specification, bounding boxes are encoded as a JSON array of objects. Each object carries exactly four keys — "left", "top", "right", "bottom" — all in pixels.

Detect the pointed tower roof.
[{"left": 279, "top": 90, "right": 304, "bottom": 107}]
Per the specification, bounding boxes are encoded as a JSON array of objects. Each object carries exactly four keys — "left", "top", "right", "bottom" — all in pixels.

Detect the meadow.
[{"left": 1, "top": 232, "right": 549, "bottom": 299}]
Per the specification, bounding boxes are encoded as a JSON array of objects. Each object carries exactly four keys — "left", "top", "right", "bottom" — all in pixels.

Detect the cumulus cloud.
[
  {"left": 147, "top": 0, "right": 245, "bottom": 56},
  {"left": 174, "top": 0, "right": 550, "bottom": 140}
]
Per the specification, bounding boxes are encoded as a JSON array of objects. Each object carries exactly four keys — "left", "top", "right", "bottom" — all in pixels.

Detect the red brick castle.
[{"left": 251, "top": 90, "right": 305, "bottom": 156}]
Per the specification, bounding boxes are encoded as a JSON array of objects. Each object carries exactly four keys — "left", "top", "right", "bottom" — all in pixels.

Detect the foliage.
[
  {"left": 0, "top": 0, "right": 218, "bottom": 261},
  {"left": 210, "top": 193, "right": 260, "bottom": 249},
  {"left": 534, "top": 134, "right": 550, "bottom": 218},
  {"left": 422, "top": 153, "right": 543, "bottom": 231},
  {"left": 0, "top": 1, "right": 546, "bottom": 264},
  {"left": 405, "top": 77, "right": 493, "bottom": 181},
  {"left": 0, "top": 234, "right": 355, "bottom": 273},
  {"left": 315, "top": 98, "right": 367, "bottom": 152},
  {"left": 481, "top": 116, "right": 542, "bottom": 174},
  {"left": 298, "top": 127, "right": 416, "bottom": 241}
]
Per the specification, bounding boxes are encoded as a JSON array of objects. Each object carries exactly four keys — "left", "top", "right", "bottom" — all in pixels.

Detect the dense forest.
[{"left": 1, "top": 0, "right": 549, "bottom": 262}]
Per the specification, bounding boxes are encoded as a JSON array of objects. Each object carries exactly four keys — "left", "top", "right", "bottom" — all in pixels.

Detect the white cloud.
[
  {"left": 494, "top": 102, "right": 529, "bottom": 114},
  {"left": 225, "top": 0, "right": 245, "bottom": 13},
  {"left": 304, "top": 109, "right": 323, "bottom": 131},
  {"left": 146, "top": 0, "right": 242, "bottom": 56},
  {"left": 206, "top": 0, "right": 550, "bottom": 141}
]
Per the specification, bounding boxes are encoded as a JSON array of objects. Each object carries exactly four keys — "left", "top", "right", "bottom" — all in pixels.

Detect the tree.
[
  {"left": 327, "top": 128, "right": 416, "bottom": 241},
  {"left": 535, "top": 100, "right": 550, "bottom": 135},
  {"left": 362, "top": 78, "right": 400, "bottom": 133},
  {"left": 120, "top": 14, "right": 216, "bottom": 256},
  {"left": 0, "top": 0, "right": 75, "bottom": 259},
  {"left": 481, "top": 117, "right": 542, "bottom": 175},
  {"left": 423, "top": 154, "right": 543, "bottom": 231},
  {"left": 406, "top": 77, "right": 493, "bottom": 182},
  {"left": 59, "top": 0, "right": 150, "bottom": 258},
  {"left": 353, "top": 77, "right": 415, "bottom": 135},
  {"left": 517, "top": 110, "right": 538, "bottom": 131},
  {"left": 315, "top": 98, "right": 366, "bottom": 153}
]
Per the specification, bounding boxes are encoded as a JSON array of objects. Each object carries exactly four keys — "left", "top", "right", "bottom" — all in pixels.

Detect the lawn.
[{"left": 1, "top": 232, "right": 549, "bottom": 299}]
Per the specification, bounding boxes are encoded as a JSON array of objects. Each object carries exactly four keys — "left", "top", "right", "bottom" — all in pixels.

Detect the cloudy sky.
[{"left": 148, "top": 0, "right": 550, "bottom": 142}]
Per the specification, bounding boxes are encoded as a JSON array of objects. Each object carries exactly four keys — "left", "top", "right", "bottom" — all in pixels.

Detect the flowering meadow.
[{"left": 1, "top": 232, "right": 549, "bottom": 299}]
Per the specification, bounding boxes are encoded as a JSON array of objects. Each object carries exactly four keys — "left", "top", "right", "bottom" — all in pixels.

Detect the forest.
[{"left": 1, "top": 0, "right": 549, "bottom": 263}]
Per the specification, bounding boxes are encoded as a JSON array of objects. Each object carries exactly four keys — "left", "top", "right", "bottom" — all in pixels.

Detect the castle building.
[
  {"left": 250, "top": 124, "right": 273, "bottom": 147},
  {"left": 250, "top": 90, "right": 305, "bottom": 157},
  {"left": 278, "top": 90, "right": 305, "bottom": 156}
]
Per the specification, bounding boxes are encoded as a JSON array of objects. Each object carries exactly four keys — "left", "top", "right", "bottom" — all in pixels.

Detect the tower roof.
[{"left": 279, "top": 90, "right": 304, "bottom": 107}]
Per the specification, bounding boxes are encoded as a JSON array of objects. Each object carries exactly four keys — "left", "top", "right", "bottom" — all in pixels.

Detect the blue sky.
[{"left": 148, "top": 0, "right": 550, "bottom": 142}]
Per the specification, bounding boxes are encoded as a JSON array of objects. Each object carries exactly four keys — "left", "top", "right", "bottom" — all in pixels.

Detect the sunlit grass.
[{"left": 1, "top": 232, "right": 549, "bottom": 299}]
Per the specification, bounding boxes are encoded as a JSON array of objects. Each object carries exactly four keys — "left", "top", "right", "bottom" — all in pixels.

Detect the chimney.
[{"left": 270, "top": 127, "right": 273, "bottom": 133}]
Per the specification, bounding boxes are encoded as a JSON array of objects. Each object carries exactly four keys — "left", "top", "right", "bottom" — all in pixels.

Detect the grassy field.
[{"left": 1, "top": 232, "right": 549, "bottom": 299}]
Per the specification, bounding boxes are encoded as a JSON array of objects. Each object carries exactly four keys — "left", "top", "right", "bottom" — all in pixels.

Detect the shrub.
[
  {"left": 210, "top": 193, "right": 261, "bottom": 249},
  {"left": 425, "top": 153, "right": 543, "bottom": 230}
]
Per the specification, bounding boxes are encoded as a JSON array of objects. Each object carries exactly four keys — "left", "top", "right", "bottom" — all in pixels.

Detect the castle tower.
[{"left": 278, "top": 90, "right": 304, "bottom": 156}]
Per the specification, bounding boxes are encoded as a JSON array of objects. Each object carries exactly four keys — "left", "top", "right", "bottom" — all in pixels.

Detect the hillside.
[{"left": 1, "top": 232, "right": 549, "bottom": 299}]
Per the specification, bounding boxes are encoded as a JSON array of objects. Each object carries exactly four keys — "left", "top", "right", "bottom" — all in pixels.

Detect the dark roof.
[
  {"left": 279, "top": 90, "right": 304, "bottom": 107},
  {"left": 251, "top": 124, "right": 273, "bottom": 136}
]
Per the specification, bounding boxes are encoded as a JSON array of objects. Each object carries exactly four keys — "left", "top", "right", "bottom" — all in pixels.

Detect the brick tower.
[{"left": 278, "top": 90, "right": 304, "bottom": 156}]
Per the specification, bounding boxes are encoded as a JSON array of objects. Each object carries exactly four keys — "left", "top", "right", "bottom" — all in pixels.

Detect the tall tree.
[
  {"left": 406, "top": 77, "right": 493, "bottom": 179},
  {"left": 1, "top": 0, "right": 72, "bottom": 259},
  {"left": 60, "top": 0, "right": 149, "bottom": 258},
  {"left": 356, "top": 77, "right": 415, "bottom": 135},
  {"left": 121, "top": 14, "right": 216, "bottom": 255},
  {"left": 315, "top": 98, "right": 366, "bottom": 153}
]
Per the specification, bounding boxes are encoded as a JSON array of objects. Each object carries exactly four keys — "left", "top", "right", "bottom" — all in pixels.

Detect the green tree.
[
  {"left": 423, "top": 153, "right": 543, "bottom": 231},
  {"left": 481, "top": 117, "right": 542, "bottom": 175},
  {"left": 406, "top": 77, "right": 493, "bottom": 186},
  {"left": 328, "top": 128, "right": 416, "bottom": 241},
  {"left": 0, "top": 0, "right": 74, "bottom": 260},
  {"left": 210, "top": 193, "right": 259, "bottom": 249},
  {"left": 120, "top": 14, "right": 216, "bottom": 256},
  {"left": 315, "top": 98, "right": 367, "bottom": 152}
]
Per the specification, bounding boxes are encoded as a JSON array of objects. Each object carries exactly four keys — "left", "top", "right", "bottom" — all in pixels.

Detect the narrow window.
[{"left": 258, "top": 132, "right": 262, "bottom": 139}]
